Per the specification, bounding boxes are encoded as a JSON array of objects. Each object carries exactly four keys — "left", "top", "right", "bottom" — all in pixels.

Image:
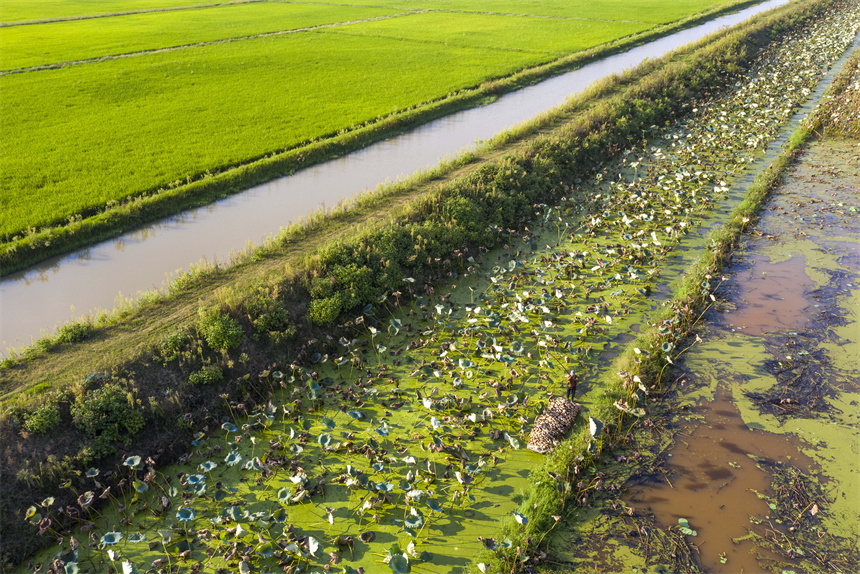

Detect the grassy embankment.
[
  {"left": 2, "top": 0, "right": 852, "bottom": 568},
  {"left": 0, "top": 0, "right": 759, "bottom": 274}
]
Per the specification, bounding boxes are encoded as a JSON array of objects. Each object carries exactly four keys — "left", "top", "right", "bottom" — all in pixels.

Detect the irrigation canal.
[{"left": 0, "top": 0, "right": 794, "bottom": 354}]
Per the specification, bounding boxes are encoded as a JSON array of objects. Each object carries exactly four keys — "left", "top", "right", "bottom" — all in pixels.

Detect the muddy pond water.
[{"left": 0, "top": 0, "right": 794, "bottom": 354}]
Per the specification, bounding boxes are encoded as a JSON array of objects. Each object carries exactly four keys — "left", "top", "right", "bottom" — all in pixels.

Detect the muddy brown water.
[
  {"left": 624, "top": 388, "right": 814, "bottom": 573},
  {"left": 717, "top": 254, "right": 815, "bottom": 336},
  {"left": 0, "top": 0, "right": 793, "bottom": 354},
  {"left": 615, "top": 138, "right": 860, "bottom": 573}
]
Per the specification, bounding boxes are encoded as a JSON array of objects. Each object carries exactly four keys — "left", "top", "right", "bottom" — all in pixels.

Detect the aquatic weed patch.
[
  {"left": 742, "top": 461, "right": 860, "bottom": 573},
  {"left": 547, "top": 41, "right": 860, "bottom": 574},
  {"left": 810, "top": 49, "right": 860, "bottom": 138}
]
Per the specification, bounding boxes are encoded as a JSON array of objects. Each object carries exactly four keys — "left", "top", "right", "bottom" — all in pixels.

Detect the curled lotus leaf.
[
  {"left": 198, "top": 461, "right": 217, "bottom": 473},
  {"left": 226, "top": 506, "right": 247, "bottom": 522},
  {"left": 307, "top": 535, "right": 321, "bottom": 557},
  {"left": 77, "top": 492, "right": 94, "bottom": 509},
  {"left": 359, "top": 531, "right": 376, "bottom": 543},
  {"left": 504, "top": 432, "right": 521, "bottom": 449},
  {"left": 128, "top": 533, "right": 146, "bottom": 543},
  {"left": 404, "top": 508, "right": 424, "bottom": 529},
  {"left": 100, "top": 531, "right": 122, "bottom": 545},
  {"left": 513, "top": 512, "right": 528, "bottom": 525},
  {"left": 85, "top": 468, "right": 100, "bottom": 478},
  {"left": 224, "top": 452, "right": 242, "bottom": 466},
  {"left": 221, "top": 422, "right": 238, "bottom": 433},
  {"left": 123, "top": 456, "right": 142, "bottom": 469},
  {"left": 588, "top": 417, "right": 604, "bottom": 438},
  {"left": 277, "top": 487, "right": 292, "bottom": 505}
]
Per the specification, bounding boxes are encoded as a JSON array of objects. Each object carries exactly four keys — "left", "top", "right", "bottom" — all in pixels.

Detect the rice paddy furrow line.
[
  {"left": 321, "top": 28, "right": 560, "bottom": 57},
  {"left": 416, "top": 8, "right": 649, "bottom": 24}
]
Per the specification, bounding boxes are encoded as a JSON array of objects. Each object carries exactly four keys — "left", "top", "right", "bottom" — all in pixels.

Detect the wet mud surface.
[{"left": 550, "top": 140, "right": 859, "bottom": 573}]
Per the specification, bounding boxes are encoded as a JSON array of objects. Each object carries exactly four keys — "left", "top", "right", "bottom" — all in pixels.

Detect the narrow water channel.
[{"left": 0, "top": 0, "right": 792, "bottom": 353}]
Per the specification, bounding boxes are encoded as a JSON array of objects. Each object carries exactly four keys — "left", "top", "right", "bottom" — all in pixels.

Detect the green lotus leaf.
[
  {"left": 176, "top": 507, "right": 196, "bottom": 521},
  {"left": 389, "top": 553, "right": 410, "bottom": 573}
]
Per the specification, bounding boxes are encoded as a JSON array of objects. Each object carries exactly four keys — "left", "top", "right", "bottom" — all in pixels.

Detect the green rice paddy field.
[{"left": 1, "top": 0, "right": 734, "bottom": 241}]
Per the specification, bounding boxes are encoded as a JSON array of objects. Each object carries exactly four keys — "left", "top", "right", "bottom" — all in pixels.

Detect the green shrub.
[
  {"left": 188, "top": 364, "right": 223, "bottom": 386},
  {"left": 308, "top": 294, "right": 344, "bottom": 325},
  {"left": 23, "top": 403, "right": 61, "bottom": 434},
  {"left": 54, "top": 322, "right": 93, "bottom": 344},
  {"left": 198, "top": 311, "right": 244, "bottom": 352},
  {"left": 158, "top": 331, "right": 187, "bottom": 363},
  {"left": 70, "top": 384, "right": 144, "bottom": 457},
  {"left": 246, "top": 291, "right": 290, "bottom": 335}
]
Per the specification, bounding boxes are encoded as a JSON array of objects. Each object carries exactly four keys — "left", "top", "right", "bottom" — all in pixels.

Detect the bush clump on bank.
[{"left": 70, "top": 383, "right": 144, "bottom": 458}]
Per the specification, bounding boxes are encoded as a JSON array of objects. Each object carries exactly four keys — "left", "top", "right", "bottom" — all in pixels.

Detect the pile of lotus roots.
[{"left": 527, "top": 397, "right": 581, "bottom": 454}]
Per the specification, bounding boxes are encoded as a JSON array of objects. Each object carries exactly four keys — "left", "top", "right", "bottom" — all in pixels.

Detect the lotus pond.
[
  {"left": 24, "top": 3, "right": 860, "bottom": 573},
  {"left": 549, "top": 137, "right": 860, "bottom": 574}
]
